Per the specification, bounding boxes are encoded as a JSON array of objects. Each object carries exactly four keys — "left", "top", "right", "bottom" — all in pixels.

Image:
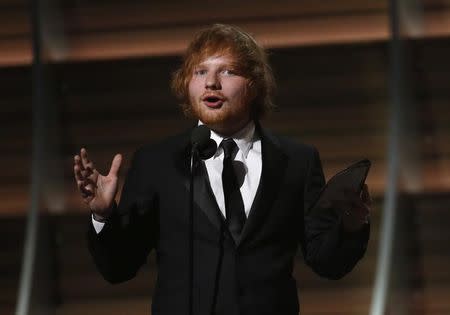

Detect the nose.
[{"left": 205, "top": 72, "right": 221, "bottom": 90}]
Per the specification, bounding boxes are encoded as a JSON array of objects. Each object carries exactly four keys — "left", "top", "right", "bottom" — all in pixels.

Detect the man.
[{"left": 73, "top": 24, "right": 371, "bottom": 315}]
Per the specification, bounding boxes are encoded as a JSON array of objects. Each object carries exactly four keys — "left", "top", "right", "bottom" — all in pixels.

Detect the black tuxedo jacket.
[{"left": 88, "top": 125, "right": 369, "bottom": 315}]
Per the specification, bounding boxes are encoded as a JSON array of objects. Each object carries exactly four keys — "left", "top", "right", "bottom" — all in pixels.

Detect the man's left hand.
[{"left": 340, "top": 184, "right": 372, "bottom": 232}]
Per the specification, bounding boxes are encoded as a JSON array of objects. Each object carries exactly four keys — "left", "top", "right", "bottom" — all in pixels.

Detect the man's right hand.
[{"left": 73, "top": 148, "right": 122, "bottom": 221}]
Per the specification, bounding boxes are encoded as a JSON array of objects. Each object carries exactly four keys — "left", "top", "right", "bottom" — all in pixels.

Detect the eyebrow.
[{"left": 194, "top": 61, "right": 240, "bottom": 70}]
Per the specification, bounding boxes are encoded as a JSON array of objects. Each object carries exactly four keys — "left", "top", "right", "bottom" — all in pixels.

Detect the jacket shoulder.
[
  {"left": 131, "top": 129, "right": 191, "bottom": 161},
  {"left": 261, "top": 128, "right": 318, "bottom": 157}
]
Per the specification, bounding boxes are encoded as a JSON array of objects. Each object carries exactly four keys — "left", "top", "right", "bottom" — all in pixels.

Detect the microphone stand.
[
  {"left": 189, "top": 147, "right": 223, "bottom": 315},
  {"left": 210, "top": 218, "right": 225, "bottom": 315},
  {"left": 189, "top": 146, "right": 200, "bottom": 315},
  {"left": 188, "top": 126, "right": 217, "bottom": 315}
]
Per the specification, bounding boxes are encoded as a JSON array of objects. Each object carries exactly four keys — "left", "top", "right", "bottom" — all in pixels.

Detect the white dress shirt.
[
  {"left": 93, "top": 121, "right": 262, "bottom": 233},
  {"left": 204, "top": 121, "right": 262, "bottom": 218}
]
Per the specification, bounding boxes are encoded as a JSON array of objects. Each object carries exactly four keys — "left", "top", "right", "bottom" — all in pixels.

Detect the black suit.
[{"left": 88, "top": 125, "right": 369, "bottom": 315}]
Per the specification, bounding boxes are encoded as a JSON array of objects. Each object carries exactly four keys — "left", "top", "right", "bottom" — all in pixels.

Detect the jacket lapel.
[
  {"left": 174, "top": 132, "right": 224, "bottom": 232},
  {"left": 238, "top": 127, "right": 288, "bottom": 247},
  {"left": 193, "top": 162, "right": 225, "bottom": 231}
]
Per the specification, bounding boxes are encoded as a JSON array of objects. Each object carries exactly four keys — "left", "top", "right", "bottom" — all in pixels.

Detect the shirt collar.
[{"left": 198, "top": 121, "right": 256, "bottom": 159}]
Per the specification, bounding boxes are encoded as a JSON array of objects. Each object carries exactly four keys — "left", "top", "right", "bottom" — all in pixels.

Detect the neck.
[
  {"left": 201, "top": 119, "right": 253, "bottom": 138},
  {"left": 213, "top": 119, "right": 253, "bottom": 138}
]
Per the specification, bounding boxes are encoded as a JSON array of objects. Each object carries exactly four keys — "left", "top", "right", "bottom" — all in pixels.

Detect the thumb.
[
  {"left": 108, "top": 154, "right": 122, "bottom": 177},
  {"left": 361, "top": 184, "right": 372, "bottom": 205}
]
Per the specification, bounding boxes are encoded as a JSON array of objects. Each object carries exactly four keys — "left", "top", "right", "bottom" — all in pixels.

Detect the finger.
[
  {"left": 79, "top": 180, "right": 97, "bottom": 202},
  {"left": 80, "top": 176, "right": 97, "bottom": 190},
  {"left": 332, "top": 196, "right": 358, "bottom": 210},
  {"left": 75, "top": 174, "right": 91, "bottom": 190},
  {"left": 76, "top": 175, "right": 94, "bottom": 201},
  {"left": 76, "top": 154, "right": 95, "bottom": 178},
  {"left": 74, "top": 163, "right": 83, "bottom": 182},
  {"left": 361, "top": 184, "right": 372, "bottom": 206},
  {"left": 80, "top": 148, "right": 94, "bottom": 170},
  {"left": 74, "top": 155, "right": 85, "bottom": 172},
  {"left": 80, "top": 167, "right": 94, "bottom": 179},
  {"left": 333, "top": 191, "right": 360, "bottom": 209},
  {"left": 343, "top": 187, "right": 372, "bottom": 208},
  {"left": 345, "top": 204, "right": 369, "bottom": 221},
  {"left": 74, "top": 161, "right": 95, "bottom": 182},
  {"left": 78, "top": 160, "right": 98, "bottom": 182},
  {"left": 108, "top": 154, "right": 122, "bottom": 177},
  {"left": 350, "top": 201, "right": 370, "bottom": 218},
  {"left": 80, "top": 184, "right": 94, "bottom": 198}
]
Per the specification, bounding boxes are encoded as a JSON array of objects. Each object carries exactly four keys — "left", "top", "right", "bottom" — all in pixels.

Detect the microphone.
[
  {"left": 191, "top": 125, "right": 217, "bottom": 160},
  {"left": 188, "top": 125, "right": 217, "bottom": 315}
]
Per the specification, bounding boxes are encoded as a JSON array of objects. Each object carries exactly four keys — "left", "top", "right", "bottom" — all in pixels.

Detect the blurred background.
[{"left": 1, "top": 0, "right": 450, "bottom": 314}]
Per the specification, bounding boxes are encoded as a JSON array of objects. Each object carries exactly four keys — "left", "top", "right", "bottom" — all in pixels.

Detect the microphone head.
[
  {"left": 191, "top": 125, "right": 217, "bottom": 160},
  {"left": 201, "top": 139, "right": 217, "bottom": 160},
  {"left": 191, "top": 125, "right": 211, "bottom": 148}
]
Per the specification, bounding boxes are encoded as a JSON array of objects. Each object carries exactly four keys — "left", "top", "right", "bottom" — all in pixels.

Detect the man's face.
[{"left": 188, "top": 54, "right": 254, "bottom": 136}]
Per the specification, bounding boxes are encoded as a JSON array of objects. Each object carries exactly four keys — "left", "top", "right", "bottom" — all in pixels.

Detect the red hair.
[{"left": 171, "top": 24, "right": 276, "bottom": 119}]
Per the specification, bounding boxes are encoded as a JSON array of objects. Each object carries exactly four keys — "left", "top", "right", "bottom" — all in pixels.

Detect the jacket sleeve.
[
  {"left": 87, "top": 149, "right": 158, "bottom": 284},
  {"left": 301, "top": 147, "right": 369, "bottom": 280}
]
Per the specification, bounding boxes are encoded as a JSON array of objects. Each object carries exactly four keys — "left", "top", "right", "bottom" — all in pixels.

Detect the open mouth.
[{"left": 203, "top": 95, "right": 224, "bottom": 108}]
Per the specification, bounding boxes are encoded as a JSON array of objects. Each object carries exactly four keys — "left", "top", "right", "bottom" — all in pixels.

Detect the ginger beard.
[{"left": 187, "top": 55, "right": 255, "bottom": 136}]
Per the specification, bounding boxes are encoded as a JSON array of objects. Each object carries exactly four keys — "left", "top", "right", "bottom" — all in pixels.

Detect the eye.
[
  {"left": 221, "top": 69, "right": 235, "bottom": 76},
  {"left": 194, "top": 69, "right": 207, "bottom": 76}
]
